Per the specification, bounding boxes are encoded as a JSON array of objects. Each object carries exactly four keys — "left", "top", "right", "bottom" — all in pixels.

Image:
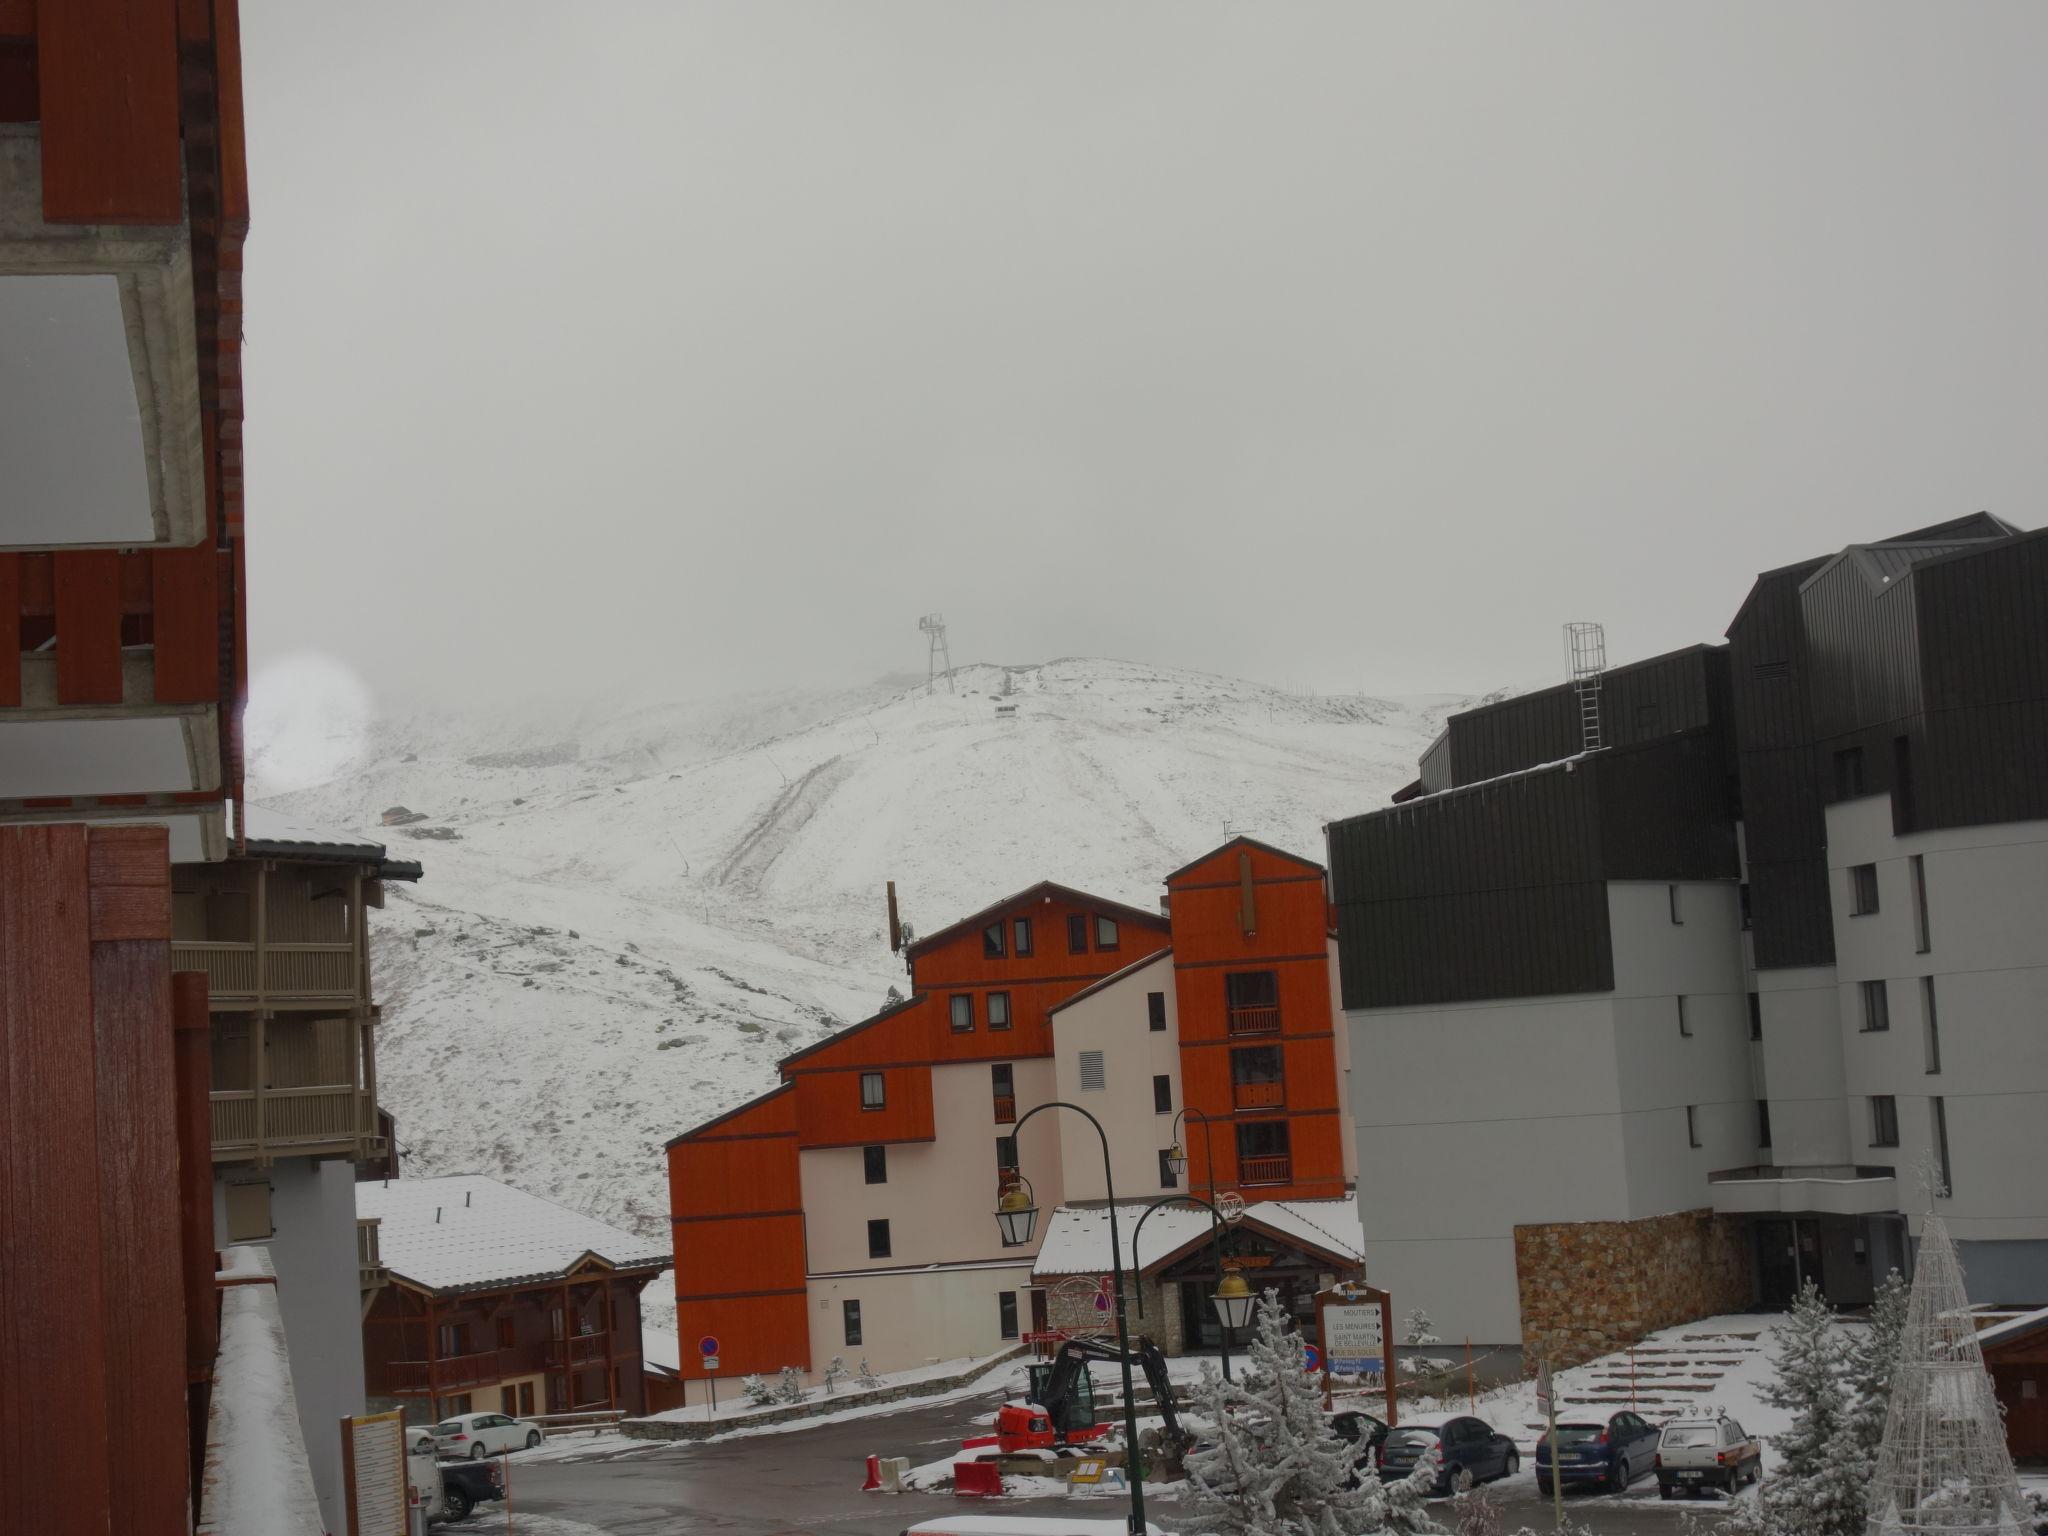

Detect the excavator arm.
[{"left": 1029, "top": 1336, "right": 1182, "bottom": 1446}]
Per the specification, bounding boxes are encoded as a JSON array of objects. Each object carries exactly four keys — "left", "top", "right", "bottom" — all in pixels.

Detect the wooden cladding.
[
  {"left": 1, "top": 548, "right": 229, "bottom": 708},
  {"left": 35, "top": 0, "right": 184, "bottom": 223},
  {"left": 1, "top": 824, "right": 188, "bottom": 1536}
]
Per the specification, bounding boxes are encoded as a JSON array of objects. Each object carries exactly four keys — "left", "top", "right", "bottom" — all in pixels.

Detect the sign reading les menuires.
[{"left": 1321, "top": 1300, "right": 1384, "bottom": 1375}]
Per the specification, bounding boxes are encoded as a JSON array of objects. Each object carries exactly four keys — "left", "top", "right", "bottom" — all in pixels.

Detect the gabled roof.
[
  {"left": 1045, "top": 947, "right": 1174, "bottom": 1018},
  {"left": 773, "top": 989, "right": 928, "bottom": 1071},
  {"left": 903, "top": 880, "right": 1167, "bottom": 961},
  {"left": 356, "top": 1175, "right": 668, "bottom": 1296},
  {"left": 1162, "top": 835, "right": 1322, "bottom": 885},
  {"left": 1797, "top": 541, "right": 1995, "bottom": 598},
  {"left": 1030, "top": 1198, "right": 1364, "bottom": 1278},
  {"left": 663, "top": 1078, "right": 795, "bottom": 1149},
  {"left": 1726, "top": 514, "right": 2019, "bottom": 635}
]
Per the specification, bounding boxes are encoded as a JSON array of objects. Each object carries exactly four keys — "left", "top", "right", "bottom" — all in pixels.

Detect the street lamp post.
[
  {"left": 1129, "top": 1193, "right": 1249, "bottom": 1381},
  {"left": 995, "top": 1100, "right": 1151, "bottom": 1536}
]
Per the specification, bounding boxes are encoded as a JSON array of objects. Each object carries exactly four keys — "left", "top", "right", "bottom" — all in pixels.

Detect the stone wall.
[
  {"left": 1514, "top": 1208, "right": 1753, "bottom": 1370},
  {"left": 1040, "top": 1275, "right": 1186, "bottom": 1354}
]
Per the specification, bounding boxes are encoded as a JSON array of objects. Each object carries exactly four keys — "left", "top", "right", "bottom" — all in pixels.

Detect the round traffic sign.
[
  {"left": 1303, "top": 1343, "right": 1322, "bottom": 1373},
  {"left": 698, "top": 1335, "right": 720, "bottom": 1357}
]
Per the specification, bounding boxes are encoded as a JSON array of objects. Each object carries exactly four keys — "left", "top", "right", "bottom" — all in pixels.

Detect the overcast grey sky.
[{"left": 239, "top": 4, "right": 2048, "bottom": 708}]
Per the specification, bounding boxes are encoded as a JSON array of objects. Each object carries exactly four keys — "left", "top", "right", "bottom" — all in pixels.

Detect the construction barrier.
[
  {"left": 880, "top": 1456, "right": 910, "bottom": 1492},
  {"left": 953, "top": 1459, "right": 1003, "bottom": 1497}
]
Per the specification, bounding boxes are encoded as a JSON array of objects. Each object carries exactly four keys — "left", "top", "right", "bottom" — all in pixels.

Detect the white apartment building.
[{"left": 1332, "top": 516, "right": 2048, "bottom": 1365}]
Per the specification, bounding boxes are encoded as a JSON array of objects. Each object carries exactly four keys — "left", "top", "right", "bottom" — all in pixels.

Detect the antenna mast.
[
  {"left": 1563, "top": 622, "right": 1607, "bottom": 753},
  {"left": 918, "top": 613, "right": 953, "bottom": 695}
]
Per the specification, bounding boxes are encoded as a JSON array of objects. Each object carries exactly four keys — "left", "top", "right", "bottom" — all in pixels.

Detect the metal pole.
[
  {"left": 1014, "top": 1101, "right": 1148, "bottom": 1535},
  {"left": 1132, "top": 1193, "right": 1235, "bottom": 1383},
  {"left": 1465, "top": 1336, "right": 1475, "bottom": 1413},
  {"left": 1543, "top": 1359, "right": 1563, "bottom": 1531}
]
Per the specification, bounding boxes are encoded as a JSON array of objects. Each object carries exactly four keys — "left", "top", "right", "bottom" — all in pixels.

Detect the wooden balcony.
[
  {"left": 1232, "top": 1080, "right": 1285, "bottom": 1111},
  {"left": 1226, "top": 1005, "right": 1282, "bottom": 1037},
  {"left": 546, "top": 1331, "right": 611, "bottom": 1369},
  {"left": 358, "top": 1218, "right": 388, "bottom": 1315},
  {"left": 993, "top": 1094, "right": 1017, "bottom": 1124},
  {"left": 1239, "top": 1154, "right": 1292, "bottom": 1186},
  {"left": 174, "top": 940, "right": 361, "bottom": 1009},
  {"left": 388, "top": 1349, "right": 510, "bottom": 1397},
  {"left": 211, "top": 1013, "right": 378, "bottom": 1164}
]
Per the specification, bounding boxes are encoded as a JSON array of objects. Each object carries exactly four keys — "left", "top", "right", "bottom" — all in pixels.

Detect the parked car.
[
  {"left": 1534, "top": 1410, "right": 1662, "bottom": 1495},
  {"left": 1655, "top": 1414, "right": 1763, "bottom": 1498},
  {"left": 1377, "top": 1417, "right": 1520, "bottom": 1495},
  {"left": 1330, "top": 1408, "right": 1390, "bottom": 1484},
  {"left": 406, "top": 1430, "right": 506, "bottom": 1524},
  {"left": 431, "top": 1411, "right": 544, "bottom": 1459}
]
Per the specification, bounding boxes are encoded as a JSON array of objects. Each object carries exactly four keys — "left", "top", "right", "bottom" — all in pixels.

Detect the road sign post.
[
  {"left": 699, "top": 1335, "right": 721, "bottom": 1417},
  {"left": 1538, "top": 1359, "right": 1562, "bottom": 1529}
]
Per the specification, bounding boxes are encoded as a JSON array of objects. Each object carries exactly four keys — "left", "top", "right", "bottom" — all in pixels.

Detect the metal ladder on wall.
[{"left": 1564, "top": 621, "right": 1607, "bottom": 754}]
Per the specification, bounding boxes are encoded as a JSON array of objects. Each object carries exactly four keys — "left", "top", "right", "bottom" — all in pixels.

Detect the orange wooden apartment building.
[{"left": 664, "top": 837, "right": 1358, "bottom": 1401}]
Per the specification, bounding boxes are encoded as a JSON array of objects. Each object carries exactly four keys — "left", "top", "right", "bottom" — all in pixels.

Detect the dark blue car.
[
  {"left": 1378, "top": 1417, "right": 1519, "bottom": 1496},
  {"left": 1534, "top": 1411, "right": 1662, "bottom": 1495}
]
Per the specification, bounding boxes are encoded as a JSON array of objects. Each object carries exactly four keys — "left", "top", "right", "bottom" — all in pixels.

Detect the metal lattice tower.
[
  {"left": 1865, "top": 1213, "right": 2030, "bottom": 1535},
  {"left": 918, "top": 613, "right": 953, "bottom": 695},
  {"left": 1563, "top": 621, "right": 1607, "bottom": 753}
]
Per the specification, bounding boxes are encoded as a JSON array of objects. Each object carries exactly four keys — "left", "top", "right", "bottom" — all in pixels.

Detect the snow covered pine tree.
[{"left": 1186, "top": 1288, "right": 1444, "bottom": 1535}]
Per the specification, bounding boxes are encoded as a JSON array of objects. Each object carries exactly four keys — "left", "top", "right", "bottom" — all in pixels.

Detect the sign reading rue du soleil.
[{"left": 1322, "top": 1302, "right": 1384, "bottom": 1375}]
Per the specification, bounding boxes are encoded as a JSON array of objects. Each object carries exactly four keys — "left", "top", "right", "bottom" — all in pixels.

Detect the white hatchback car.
[
  {"left": 1656, "top": 1413, "right": 1763, "bottom": 1498},
  {"left": 431, "top": 1411, "right": 543, "bottom": 1459}
]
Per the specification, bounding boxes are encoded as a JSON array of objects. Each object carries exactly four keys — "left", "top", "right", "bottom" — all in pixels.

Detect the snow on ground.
[
  {"left": 638, "top": 1347, "right": 1029, "bottom": 1427},
  {"left": 252, "top": 659, "right": 1462, "bottom": 1251}
]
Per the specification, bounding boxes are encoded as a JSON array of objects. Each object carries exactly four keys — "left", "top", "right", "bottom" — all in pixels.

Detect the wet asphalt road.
[{"left": 474, "top": 1386, "right": 1734, "bottom": 1536}]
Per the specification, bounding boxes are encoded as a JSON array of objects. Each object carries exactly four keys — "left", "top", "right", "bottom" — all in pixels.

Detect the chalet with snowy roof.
[
  {"left": 664, "top": 838, "right": 1356, "bottom": 1401},
  {"left": 358, "top": 1175, "right": 672, "bottom": 1423}
]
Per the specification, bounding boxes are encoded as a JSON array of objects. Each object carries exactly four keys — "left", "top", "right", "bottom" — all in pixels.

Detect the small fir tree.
[
  {"left": 740, "top": 1373, "right": 775, "bottom": 1408},
  {"left": 822, "top": 1355, "right": 850, "bottom": 1396},
  {"left": 1185, "top": 1290, "right": 1445, "bottom": 1535},
  {"left": 1747, "top": 1281, "right": 1866, "bottom": 1536},
  {"left": 858, "top": 1357, "right": 882, "bottom": 1391},
  {"left": 1844, "top": 1267, "right": 1910, "bottom": 1464},
  {"left": 775, "top": 1365, "right": 805, "bottom": 1404}
]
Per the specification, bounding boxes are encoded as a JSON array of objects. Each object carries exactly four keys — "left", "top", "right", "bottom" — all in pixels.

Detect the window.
[
  {"left": 843, "top": 1300, "right": 863, "bottom": 1346},
  {"left": 1869, "top": 1095, "right": 1899, "bottom": 1148},
  {"left": 1147, "top": 991, "right": 1168, "bottom": 1032},
  {"left": 1158, "top": 1148, "right": 1179, "bottom": 1189},
  {"left": 1067, "top": 913, "right": 1089, "bottom": 954},
  {"left": 950, "top": 994, "right": 975, "bottom": 1032},
  {"left": 1893, "top": 734, "right": 1917, "bottom": 829},
  {"left": 867, "top": 1220, "right": 892, "bottom": 1259},
  {"left": 1095, "top": 914, "right": 1120, "bottom": 950},
  {"left": 1078, "top": 1050, "right": 1106, "bottom": 1092},
  {"left": 437, "top": 1321, "right": 471, "bottom": 1357},
  {"left": 443, "top": 1394, "right": 472, "bottom": 1418},
  {"left": 519, "top": 1382, "right": 535, "bottom": 1416},
  {"left": 1677, "top": 996, "right": 1692, "bottom": 1037},
  {"left": 495, "top": 1317, "right": 516, "bottom": 1350},
  {"left": 1748, "top": 992, "right": 1763, "bottom": 1041},
  {"left": 983, "top": 922, "right": 1006, "bottom": 959},
  {"left": 1910, "top": 854, "right": 1930, "bottom": 953},
  {"left": 1668, "top": 884, "right": 1683, "bottom": 924},
  {"left": 501, "top": 1385, "right": 518, "bottom": 1414},
  {"left": 1686, "top": 1105, "right": 1702, "bottom": 1148},
  {"left": 860, "top": 1072, "right": 885, "bottom": 1110},
  {"left": 991, "top": 1062, "right": 1014, "bottom": 1096},
  {"left": 224, "top": 1179, "right": 272, "bottom": 1242},
  {"left": 998, "top": 1291, "right": 1019, "bottom": 1340},
  {"left": 1758, "top": 1100, "right": 1772, "bottom": 1149},
  {"left": 1833, "top": 745, "right": 1867, "bottom": 799},
  {"left": 995, "top": 1135, "right": 1018, "bottom": 1172},
  {"left": 1922, "top": 977, "right": 1941, "bottom": 1074},
  {"left": 863, "top": 1144, "right": 887, "bottom": 1184},
  {"left": 1012, "top": 917, "right": 1033, "bottom": 957},
  {"left": 1850, "top": 863, "right": 1880, "bottom": 916},
  {"left": 987, "top": 991, "right": 1011, "bottom": 1031},
  {"left": 1861, "top": 979, "right": 1890, "bottom": 1033},
  {"left": 1932, "top": 1096, "right": 1953, "bottom": 1195},
  {"left": 1740, "top": 883, "right": 1752, "bottom": 931},
  {"left": 1235, "top": 1120, "right": 1291, "bottom": 1181},
  {"left": 1153, "top": 1075, "right": 1172, "bottom": 1114}
]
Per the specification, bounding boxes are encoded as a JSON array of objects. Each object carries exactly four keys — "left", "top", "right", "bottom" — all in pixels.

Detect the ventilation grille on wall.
[{"left": 1078, "top": 1050, "right": 1106, "bottom": 1092}]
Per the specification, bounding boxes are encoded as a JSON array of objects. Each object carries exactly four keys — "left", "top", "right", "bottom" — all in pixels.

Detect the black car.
[
  {"left": 434, "top": 1457, "right": 504, "bottom": 1524},
  {"left": 1378, "top": 1417, "right": 1520, "bottom": 1496},
  {"left": 1330, "top": 1409, "right": 1390, "bottom": 1483}
]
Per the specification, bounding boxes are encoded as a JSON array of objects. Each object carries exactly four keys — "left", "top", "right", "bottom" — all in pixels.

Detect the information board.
[{"left": 1322, "top": 1301, "right": 1385, "bottom": 1375}]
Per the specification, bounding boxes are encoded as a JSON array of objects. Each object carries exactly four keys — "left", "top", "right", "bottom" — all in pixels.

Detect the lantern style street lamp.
[
  {"left": 1164, "top": 1140, "right": 1187, "bottom": 1180},
  {"left": 1131, "top": 1191, "right": 1247, "bottom": 1381},
  {"left": 1211, "top": 1261, "right": 1257, "bottom": 1332},
  {"left": 995, "top": 1101, "right": 1151, "bottom": 1536},
  {"left": 1166, "top": 1106, "right": 1218, "bottom": 1197}
]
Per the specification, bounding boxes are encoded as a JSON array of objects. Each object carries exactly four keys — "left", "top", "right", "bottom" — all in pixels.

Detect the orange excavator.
[{"left": 993, "top": 1336, "right": 1184, "bottom": 1456}]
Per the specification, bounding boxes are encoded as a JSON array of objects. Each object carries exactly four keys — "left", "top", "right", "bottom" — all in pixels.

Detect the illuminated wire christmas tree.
[{"left": 1864, "top": 1207, "right": 2029, "bottom": 1534}]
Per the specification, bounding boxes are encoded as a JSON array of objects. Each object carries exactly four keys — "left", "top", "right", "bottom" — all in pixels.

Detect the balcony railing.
[
  {"left": 993, "top": 1094, "right": 1017, "bottom": 1124},
  {"left": 546, "top": 1331, "right": 611, "bottom": 1368},
  {"left": 212, "top": 1086, "right": 372, "bottom": 1158},
  {"left": 388, "top": 1349, "right": 508, "bottom": 1396},
  {"left": 1226, "top": 1005, "right": 1282, "bottom": 1037},
  {"left": 358, "top": 1218, "right": 388, "bottom": 1300},
  {"left": 173, "top": 940, "right": 360, "bottom": 1007},
  {"left": 1232, "top": 1080, "right": 1285, "bottom": 1111},
  {"left": 1239, "top": 1154, "right": 1292, "bottom": 1186}
]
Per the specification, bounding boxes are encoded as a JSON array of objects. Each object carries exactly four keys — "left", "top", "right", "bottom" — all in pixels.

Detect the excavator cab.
[{"left": 1026, "top": 1357, "right": 1099, "bottom": 1437}]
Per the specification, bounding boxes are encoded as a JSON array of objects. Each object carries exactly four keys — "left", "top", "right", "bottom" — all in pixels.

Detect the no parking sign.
[
  {"left": 1302, "top": 1343, "right": 1322, "bottom": 1373},
  {"left": 699, "top": 1335, "right": 720, "bottom": 1372}
]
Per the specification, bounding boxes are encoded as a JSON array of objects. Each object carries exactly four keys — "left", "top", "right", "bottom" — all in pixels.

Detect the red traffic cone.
[{"left": 861, "top": 1453, "right": 882, "bottom": 1492}]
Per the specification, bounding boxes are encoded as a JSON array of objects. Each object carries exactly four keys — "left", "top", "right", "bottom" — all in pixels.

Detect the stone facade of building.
[
  {"left": 1513, "top": 1208, "right": 1753, "bottom": 1370},
  {"left": 1039, "top": 1274, "right": 1188, "bottom": 1355}
]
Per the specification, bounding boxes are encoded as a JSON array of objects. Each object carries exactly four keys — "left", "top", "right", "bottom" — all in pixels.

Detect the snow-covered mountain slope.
[{"left": 256, "top": 658, "right": 1466, "bottom": 1247}]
